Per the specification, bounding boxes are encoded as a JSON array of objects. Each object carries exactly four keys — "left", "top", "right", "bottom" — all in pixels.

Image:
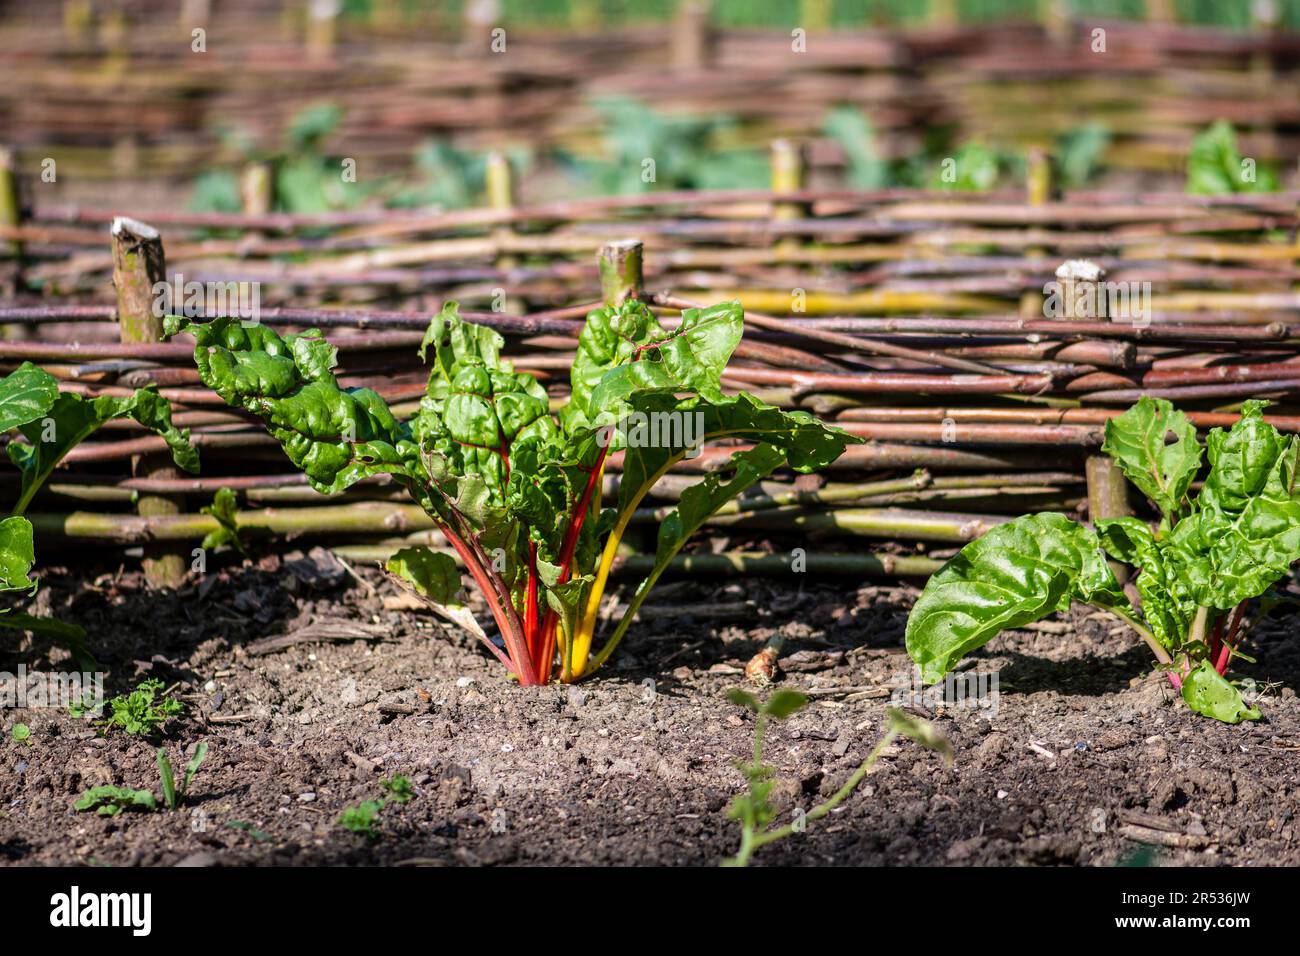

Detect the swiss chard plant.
[
  {"left": 166, "top": 300, "right": 856, "bottom": 685},
  {"left": 0, "top": 363, "right": 197, "bottom": 650},
  {"left": 905, "top": 397, "right": 1300, "bottom": 724}
]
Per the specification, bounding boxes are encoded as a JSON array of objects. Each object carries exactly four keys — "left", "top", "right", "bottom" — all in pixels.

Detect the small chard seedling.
[
  {"left": 906, "top": 397, "right": 1299, "bottom": 723},
  {"left": 0, "top": 363, "right": 196, "bottom": 656},
  {"left": 168, "top": 300, "right": 855, "bottom": 685},
  {"left": 724, "top": 688, "right": 950, "bottom": 867}
]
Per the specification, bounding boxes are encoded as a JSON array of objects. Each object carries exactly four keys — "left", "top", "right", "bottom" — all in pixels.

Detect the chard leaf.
[
  {"left": 1199, "top": 400, "right": 1286, "bottom": 514},
  {"left": 411, "top": 305, "right": 556, "bottom": 499},
  {"left": 565, "top": 300, "right": 667, "bottom": 429},
  {"left": 1095, "top": 516, "right": 1155, "bottom": 567},
  {"left": 905, "top": 513, "right": 1129, "bottom": 683},
  {"left": 1167, "top": 438, "right": 1300, "bottom": 609},
  {"left": 385, "top": 545, "right": 485, "bottom": 641},
  {"left": 1096, "top": 516, "right": 1192, "bottom": 649},
  {"left": 608, "top": 444, "right": 787, "bottom": 651},
  {"left": 615, "top": 392, "right": 856, "bottom": 518},
  {"left": 8, "top": 388, "right": 198, "bottom": 514},
  {"left": 1180, "top": 661, "right": 1261, "bottom": 723},
  {"left": 0, "top": 363, "right": 59, "bottom": 433},
  {"left": 419, "top": 300, "right": 501, "bottom": 368},
  {"left": 0, "top": 515, "right": 35, "bottom": 592},
  {"left": 586, "top": 300, "right": 744, "bottom": 414},
  {"left": 166, "top": 315, "right": 419, "bottom": 495},
  {"left": 1101, "top": 396, "right": 1201, "bottom": 522}
]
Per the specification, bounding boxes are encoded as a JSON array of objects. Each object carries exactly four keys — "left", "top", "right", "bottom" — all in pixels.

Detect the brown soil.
[{"left": 2, "top": 553, "right": 1298, "bottom": 867}]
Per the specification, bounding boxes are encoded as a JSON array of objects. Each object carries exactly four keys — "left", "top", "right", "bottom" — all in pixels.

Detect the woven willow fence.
[
  {"left": 1, "top": 138, "right": 1299, "bottom": 582},
  {"left": 2, "top": 3, "right": 1300, "bottom": 202}
]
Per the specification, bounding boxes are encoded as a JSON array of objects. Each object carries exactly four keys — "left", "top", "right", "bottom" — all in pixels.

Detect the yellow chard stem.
[{"left": 569, "top": 453, "right": 681, "bottom": 678}]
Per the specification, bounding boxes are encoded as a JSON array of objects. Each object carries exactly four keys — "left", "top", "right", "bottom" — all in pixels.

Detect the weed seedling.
[
  {"left": 338, "top": 800, "right": 385, "bottom": 839},
  {"left": 74, "top": 787, "right": 157, "bottom": 816},
  {"left": 74, "top": 744, "right": 209, "bottom": 817},
  {"left": 724, "top": 689, "right": 950, "bottom": 867},
  {"left": 224, "top": 820, "right": 272, "bottom": 842},
  {"left": 338, "top": 775, "right": 416, "bottom": 839},
  {"left": 100, "top": 679, "right": 184, "bottom": 736},
  {"left": 158, "top": 742, "right": 209, "bottom": 810},
  {"left": 379, "top": 774, "right": 414, "bottom": 804},
  {"left": 11, "top": 723, "right": 30, "bottom": 746}
]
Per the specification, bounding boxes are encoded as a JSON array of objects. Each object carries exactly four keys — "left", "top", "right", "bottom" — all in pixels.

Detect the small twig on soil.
[{"left": 245, "top": 621, "right": 391, "bottom": 656}]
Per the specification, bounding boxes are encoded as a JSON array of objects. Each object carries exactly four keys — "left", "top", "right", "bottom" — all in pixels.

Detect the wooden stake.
[
  {"left": 1054, "top": 258, "right": 1106, "bottom": 321},
  {"left": 771, "top": 139, "right": 806, "bottom": 261},
  {"left": 462, "top": 0, "right": 499, "bottom": 51},
  {"left": 111, "top": 217, "right": 186, "bottom": 588},
  {"left": 0, "top": 146, "right": 22, "bottom": 262},
  {"left": 929, "top": 0, "right": 959, "bottom": 28},
  {"left": 63, "top": 0, "right": 93, "bottom": 42},
  {"left": 598, "top": 240, "right": 644, "bottom": 306},
  {"left": 1086, "top": 453, "right": 1131, "bottom": 582},
  {"left": 306, "top": 0, "right": 339, "bottom": 61},
  {"left": 672, "top": 0, "right": 712, "bottom": 72},
  {"left": 1020, "top": 148, "right": 1051, "bottom": 318},
  {"left": 1038, "top": 0, "right": 1069, "bottom": 47},
  {"left": 486, "top": 151, "right": 519, "bottom": 311},
  {"left": 801, "top": 0, "right": 831, "bottom": 32},
  {"left": 240, "top": 162, "right": 273, "bottom": 216},
  {"left": 1145, "top": 0, "right": 1175, "bottom": 23}
]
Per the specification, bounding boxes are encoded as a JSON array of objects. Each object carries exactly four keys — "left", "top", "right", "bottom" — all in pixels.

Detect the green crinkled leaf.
[
  {"left": 1199, "top": 400, "right": 1286, "bottom": 514},
  {"left": 1095, "top": 516, "right": 1193, "bottom": 650},
  {"left": 586, "top": 300, "right": 744, "bottom": 415},
  {"left": 385, "top": 545, "right": 487, "bottom": 642},
  {"left": 905, "top": 513, "right": 1129, "bottom": 683},
  {"left": 411, "top": 305, "right": 555, "bottom": 500},
  {"left": 564, "top": 299, "right": 667, "bottom": 431},
  {"left": 0, "top": 515, "right": 35, "bottom": 592},
  {"left": 615, "top": 392, "right": 856, "bottom": 519},
  {"left": 1180, "top": 661, "right": 1261, "bottom": 723},
  {"left": 0, "top": 363, "right": 59, "bottom": 433},
  {"left": 1167, "top": 439, "right": 1300, "bottom": 609},
  {"left": 166, "top": 314, "right": 419, "bottom": 495},
  {"left": 1095, "top": 516, "right": 1155, "bottom": 567},
  {"left": 1101, "top": 395, "right": 1202, "bottom": 522},
  {"left": 8, "top": 388, "right": 198, "bottom": 514}
]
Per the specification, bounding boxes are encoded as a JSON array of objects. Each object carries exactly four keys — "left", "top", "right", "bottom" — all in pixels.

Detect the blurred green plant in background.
[
  {"left": 1185, "top": 120, "right": 1280, "bottom": 195},
  {"left": 558, "top": 96, "right": 769, "bottom": 194}
]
